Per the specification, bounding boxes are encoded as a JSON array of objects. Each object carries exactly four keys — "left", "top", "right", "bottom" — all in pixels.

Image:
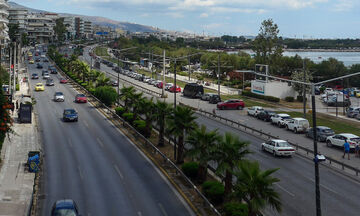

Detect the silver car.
[
  {"left": 201, "top": 93, "right": 217, "bottom": 101},
  {"left": 54, "top": 92, "right": 65, "bottom": 102}
]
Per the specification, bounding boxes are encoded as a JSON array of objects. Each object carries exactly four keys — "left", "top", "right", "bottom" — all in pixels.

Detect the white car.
[
  {"left": 261, "top": 139, "right": 295, "bottom": 157},
  {"left": 165, "top": 83, "right": 173, "bottom": 91},
  {"left": 285, "top": 117, "right": 310, "bottom": 133},
  {"left": 43, "top": 73, "right": 50, "bottom": 79},
  {"left": 326, "top": 133, "right": 360, "bottom": 150},
  {"left": 271, "top": 114, "right": 291, "bottom": 127},
  {"left": 143, "top": 77, "right": 151, "bottom": 83},
  {"left": 247, "top": 106, "right": 264, "bottom": 117},
  {"left": 54, "top": 92, "right": 65, "bottom": 102}
]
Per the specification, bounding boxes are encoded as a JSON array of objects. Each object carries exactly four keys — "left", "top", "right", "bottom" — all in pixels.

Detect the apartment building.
[
  {"left": 27, "top": 13, "right": 54, "bottom": 44},
  {"left": 83, "top": 20, "right": 92, "bottom": 38},
  {"left": 62, "top": 16, "right": 76, "bottom": 40},
  {"left": 0, "top": 0, "right": 9, "bottom": 43},
  {"left": 8, "top": 8, "right": 27, "bottom": 34}
]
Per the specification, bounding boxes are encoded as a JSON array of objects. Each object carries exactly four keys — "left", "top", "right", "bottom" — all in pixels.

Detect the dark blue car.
[
  {"left": 51, "top": 199, "right": 80, "bottom": 216},
  {"left": 63, "top": 109, "right": 78, "bottom": 122}
]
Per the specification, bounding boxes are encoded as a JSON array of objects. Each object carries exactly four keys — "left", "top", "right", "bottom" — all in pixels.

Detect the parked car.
[
  {"left": 326, "top": 133, "right": 360, "bottom": 150},
  {"left": 209, "top": 94, "right": 221, "bottom": 104},
  {"left": 271, "top": 114, "right": 291, "bottom": 127},
  {"left": 75, "top": 94, "right": 87, "bottom": 103},
  {"left": 143, "top": 77, "right": 151, "bottom": 83},
  {"left": 285, "top": 117, "right": 310, "bottom": 133},
  {"left": 34, "top": 83, "right": 44, "bottom": 91},
  {"left": 51, "top": 199, "right": 80, "bottom": 216},
  {"left": 247, "top": 106, "right": 264, "bottom": 117},
  {"left": 63, "top": 109, "right": 78, "bottom": 122},
  {"left": 31, "top": 73, "right": 39, "bottom": 79},
  {"left": 217, "top": 99, "right": 245, "bottom": 110},
  {"left": 169, "top": 85, "right": 181, "bottom": 93},
  {"left": 54, "top": 92, "right": 65, "bottom": 102},
  {"left": 261, "top": 139, "right": 295, "bottom": 157},
  {"left": 46, "top": 78, "right": 54, "bottom": 86},
  {"left": 165, "top": 83, "right": 173, "bottom": 91},
  {"left": 306, "top": 126, "right": 335, "bottom": 142},
  {"left": 183, "top": 83, "right": 204, "bottom": 98},
  {"left": 257, "top": 110, "right": 276, "bottom": 121},
  {"left": 346, "top": 107, "right": 360, "bottom": 118},
  {"left": 111, "top": 80, "right": 118, "bottom": 86},
  {"left": 201, "top": 93, "right": 216, "bottom": 101},
  {"left": 60, "top": 78, "right": 68, "bottom": 84}
]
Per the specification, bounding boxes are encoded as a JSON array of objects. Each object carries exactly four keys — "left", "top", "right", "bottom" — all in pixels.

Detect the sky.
[{"left": 11, "top": 0, "right": 360, "bottom": 39}]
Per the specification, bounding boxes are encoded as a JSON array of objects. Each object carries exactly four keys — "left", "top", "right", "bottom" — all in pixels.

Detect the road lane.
[{"left": 27, "top": 58, "right": 194, "bottom": 216}]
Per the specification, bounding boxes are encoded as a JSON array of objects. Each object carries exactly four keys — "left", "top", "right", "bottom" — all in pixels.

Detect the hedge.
[
  {"left": 242, "top": 90, "right": 280, "bottom": 103},
  {"left": 115, "top": 107, "right": 126, "bottom": 116},
  {"left": 202, "top": 181, "right": 225, "bottom": 205},
  {"left": 122, "top": 112, "right": 134, "bottom": 124},
  {"left": 93, "top": 86, "right": 118, "bottom": 106},
  {"left": 296, "top": 95, "right": 307, "bottom": 102},
  {"left": 285, "top": 96, "right": 294, "bottom": 102},
  {"left": 133, "top": 120, "right": 148, "bottom": 137},
  {"left": 223, "top": 202, "right": 248, "bottom": 216},
  {"left": 181, "top": 162, "right": 199, "bottom": 179}
]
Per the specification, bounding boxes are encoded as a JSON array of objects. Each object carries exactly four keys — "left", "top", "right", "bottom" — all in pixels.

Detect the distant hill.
[{"left": 8, "top": 1, "right": 158, "bottom": 33}]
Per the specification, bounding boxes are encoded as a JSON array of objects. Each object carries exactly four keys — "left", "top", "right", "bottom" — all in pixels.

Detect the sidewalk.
[{"left": 0, "top": 71, "right": 40, "bottom": 215}]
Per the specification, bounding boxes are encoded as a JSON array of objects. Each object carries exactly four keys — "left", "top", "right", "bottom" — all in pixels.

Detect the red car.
[
  {"left": 75, "top": 94, "right": 87, "bottom": 103},
  {"left": 217, "top": 99, "right": 245, "bottom": 110},
  {"left": 157, "top": 81, "right": 165, "bottom": 88},
  {"left": 169, "top": 85, "right": 181, "bottom": 93},
  {"left": 60, "top": 78, "right": 68, "bottom": 84}
]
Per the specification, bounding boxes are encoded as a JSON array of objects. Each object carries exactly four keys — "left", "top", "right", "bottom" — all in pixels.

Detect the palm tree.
[
  {"left": 233, "top": 161, "right": 281, "bottom": 216},
  {"left": 138, "top": 97, "right": 156, "bottom": 138},
  {"left": 167, "top": 105, "right": 197, "bottom": 164},
  {"left": 119, "top": 86, "right": 136, "bottom": 110},
  {"left": 96, "top": 72, "right": 110, "bottom": 87},
  {"left": 186, "top": 125, "right": 220, "bottom": 182},
  {"left": 154, "top": 100, "right": 172, "bottom": 147},
  {"left": 77, "top": 61, "right": 90, "bottom": 82},
  {"left": 214, "top": 132, "right": 250, "bottom": 196},
  {"left": 129, "top": 91, "right": 143, "bottom": 120}
]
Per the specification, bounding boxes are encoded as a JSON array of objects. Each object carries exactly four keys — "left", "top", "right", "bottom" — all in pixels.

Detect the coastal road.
[
  {"left": 27, "top": 58, "right": 194, "bottom": 215},
  {"left": 83, "top": 46, "right": 360, "bottom": 215}
]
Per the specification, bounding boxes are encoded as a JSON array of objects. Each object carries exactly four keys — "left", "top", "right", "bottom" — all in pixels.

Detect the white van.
[{"left": 285, "top": 117, "right": 310, "bottom": 133}]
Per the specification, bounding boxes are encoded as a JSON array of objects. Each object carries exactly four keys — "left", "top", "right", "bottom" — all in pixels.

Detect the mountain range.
[{"left": 8, "top": 1, "right": 159, "bottom": 33}]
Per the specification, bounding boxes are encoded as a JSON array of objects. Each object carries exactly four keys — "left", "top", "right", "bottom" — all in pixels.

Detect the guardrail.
[
  {"left": 179, "top": 102, "right": 360, "bottom": 178},
  {"left": 49, "top": 57, "right": 221, "bottom": 216}
]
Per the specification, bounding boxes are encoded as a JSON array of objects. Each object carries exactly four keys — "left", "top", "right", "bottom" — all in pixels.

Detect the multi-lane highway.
[
  {"left": 82, "top": 46, "right": 360, "bottom": 216},
  {"left": 27, "top": 58, "right": 194, "bottom": 215}
]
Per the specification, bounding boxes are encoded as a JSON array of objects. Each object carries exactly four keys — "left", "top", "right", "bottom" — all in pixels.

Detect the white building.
[
  {"left": 251, "top": 79, "right": 298, "bottom": 99},
  {"left": 27, "top": 14, "right": 54, "bottom": 44},
  {"left": 83, "top": 20, "right": 92, "bottom": 38},
  {"left": 0, "top": 0, "right": 9, "bottom": 43},
  {"left": 8, "top": 8, "right": 27, "bottom": 34},
  {"left": 62, "top": 16, "right": 75, "bottom": 40}
]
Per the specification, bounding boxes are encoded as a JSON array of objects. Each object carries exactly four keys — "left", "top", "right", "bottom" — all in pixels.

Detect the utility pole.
[
  {"left": 162, "top": 50, "right": 165, "bottom": 98},
  {"left": 117, "top": 51, "right": 120, "bottom": 104},
  {"left": 303, "top": 60, "right": 307, "bottom": 118},
  {"left": 174, "top": 59, "right": 177, "bottom": 109},
  {"left": 188, "top": 55, "right": 191, "bottom": 81},
  {"left": 217, "top": 54, "right": 220, "bottom": 96},
  {"left": 9, "top": 44, "right": 12, "bottom": 97}
]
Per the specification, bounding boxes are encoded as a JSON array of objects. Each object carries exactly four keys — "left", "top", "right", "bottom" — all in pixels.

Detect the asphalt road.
[
  {"left": 27, "top": 59, "right": 194, "bottom": 216},
  {"left": 83, "top": 46, "right": 360, "bottom": 216}
]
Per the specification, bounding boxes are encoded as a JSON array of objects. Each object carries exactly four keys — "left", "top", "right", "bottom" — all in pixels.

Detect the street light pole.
[
  {"left": 174, "top": 59, "right": 177, "bottom": 109},
  {"left": 303, "top": 60, "right": 307, "bottom": 118},
  {"left": 217, "top": 53, "right": 220, "bottom": 96},
  {"left": 311, "top": 84, "right": 321, "bottom": 216},
  {"left": 117, "top": 52, "right": 120, "bottom": 104}
]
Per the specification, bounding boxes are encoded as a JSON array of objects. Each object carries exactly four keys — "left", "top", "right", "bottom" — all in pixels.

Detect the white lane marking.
[
  {"left": 68, "top": 138, "right": 73, "bottom": 148},
  {"left": 305, "top": 176, "right": 339, "bottom": 195},
  {"left": 96, "top": 138, "right": 104, "bottom": 148},
  {"left": 114, "top": 165, "right": 124, "bottom": 179},
  {"left": 78, "top": 166, "right": 84, "bottom": 180},
  {"left": 137, "top": 212, "right": 142, "bottom": 216},
  {"left": 275, "top": 183, "right": 295, "bottom": 197},
  {"left": 158, "top": 203, "right": 168, "bottom": 216},
  {"left": 83, "top": 120, "right": 89, "bottom": 128}
]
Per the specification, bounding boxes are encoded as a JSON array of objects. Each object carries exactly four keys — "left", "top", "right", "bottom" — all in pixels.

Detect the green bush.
[
  {"left": 15, "top": 84, "right": 19, "bottom": 91},
  {"left": 320, "top": 86, "right": 326, "bottom": 93},
  {"left": 178, "top": 71, "right": 188, "bottom": 76},
  {"left": 122, "top": 112, "right": 134, "bottom": 124},
  {"left": 296, "top": 95, "right": 307, "bottom": 102},
  {"left": 133, "top": 120, "right": 150, "bottom": 137},
  {"left": 242, "top": 91, "right": 280, "bottom": 103},
  {"left": 181, "top": 162, "right": 199, "bottom": 179},
  {"left": 115, "top": 107, "right": 126, "bottom": 116},
  {"left": 81, "top": 82, "right": 87, "bottom": 87},
  {"left": 223, "top": 202, "right": 248, "bottom": 216},
  {"left": 285, "top": 96, "right": 294, "bottom": 102},
  {"left": 202, "top": 181, "right": 225, "bottom": 205},
  {"left": 93, "top": 86, "right": 118, "bottom": 106}
]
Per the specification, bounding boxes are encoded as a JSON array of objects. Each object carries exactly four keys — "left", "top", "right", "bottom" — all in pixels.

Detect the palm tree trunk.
[
  {"left": 145, "top": 118, "right": 152, "bottom": 138},
  {"left": 158, "top": 121, "right": 165, "bottom": 147},
  {"left": 198, "top": 164, "right": 207, "bottom": 183},
  {"left": 224, "top": 170, "right": 233, "bottom": 196},
  {"left": 176, "top": 135, "right": 185, "bottom": 164}
]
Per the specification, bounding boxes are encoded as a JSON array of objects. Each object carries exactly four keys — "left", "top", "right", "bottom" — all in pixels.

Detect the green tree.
[
  {"left": 167, "top": 105, "right": 197, "bottom": 164},
  {"left": 154, "top": 100, "right": 172, "bottom": 147},
  {"left": 119, "top": 86, "right": 136, "bottom": 110},
  {"left": 129, "top": 91, "right": 143, "bottom": 120},
  {"left": 214, "top": 132, "right": 250, "bottom": 196},
  {"left": 186, "top": 125, "right": 220, "bottom": 182},
  {"left": 290, "top": 68, "right": 313, "bottom": 95},
  {"left": 138, "top": 97, "right": 156, "bottom": 138},
  {"left": 95, "top": 72, "right": 110, "bottom": 87},
  {"left": 53, "top": 18, "right": 67, "bottom": 43},
  {"left": 233, "top": 161, "right": 281, "bottom": 216},
  {"left": 8, "top": 23, "right": 19, "bottom": 42},
  {"left": 93, "top": 86, "right": 118, "bottom": 106},
  {"left": 21, "top": 33, "right": 29, "bottom": 46},
  {"left": 252, "top": 19, "right": 283, "bottom": 74}
]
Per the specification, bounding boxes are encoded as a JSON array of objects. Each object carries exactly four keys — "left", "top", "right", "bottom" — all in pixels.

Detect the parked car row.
[{"left": 247, "top": 106, "right": 359, "bottom": 152}]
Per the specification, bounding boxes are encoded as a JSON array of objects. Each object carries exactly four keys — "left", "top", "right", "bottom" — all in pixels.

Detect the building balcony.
[{"left": 0, "top": 2, "right": 9, "bottom": 10}]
